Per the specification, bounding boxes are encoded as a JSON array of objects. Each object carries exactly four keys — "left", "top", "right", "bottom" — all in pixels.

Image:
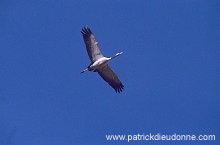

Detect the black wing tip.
[
  {"left": 115, "top": 83, "right": 124, "bottom": 93},
  {"left": 81, "top": 26, "right": 92, "bottom": 36}
]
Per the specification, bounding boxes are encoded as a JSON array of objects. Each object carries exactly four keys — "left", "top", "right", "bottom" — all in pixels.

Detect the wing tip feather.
[
  {"left": 81, "top": 26, "right": 92, "bottom": 36},
  {"left": 115, "top": 83, "right": 124, "bottom": 93}
]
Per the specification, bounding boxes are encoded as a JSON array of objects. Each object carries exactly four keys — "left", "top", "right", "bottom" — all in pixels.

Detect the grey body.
[
  {"left": 89, "top": 57, "right": 110, "bottom": 70},
  {"left": 80, "top": 26, "right": 124, "bottom": 93}
]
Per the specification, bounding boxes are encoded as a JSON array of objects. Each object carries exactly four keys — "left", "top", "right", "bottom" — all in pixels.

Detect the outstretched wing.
[
  {"left": 97, "top": 65, "right": 124, "bottom": 93},
  {"left": 81, "top": 26, "right": 103, "bottom": 62}
]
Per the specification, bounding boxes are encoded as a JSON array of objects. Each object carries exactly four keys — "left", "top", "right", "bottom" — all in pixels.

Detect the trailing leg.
[{"left": 80, "top": 68, "right": 88, "bottom": 73}]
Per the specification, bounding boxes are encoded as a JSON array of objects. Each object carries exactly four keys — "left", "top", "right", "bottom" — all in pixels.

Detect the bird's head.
[{"left": 116, "top": 52, "right": 123, "bottom": 56}]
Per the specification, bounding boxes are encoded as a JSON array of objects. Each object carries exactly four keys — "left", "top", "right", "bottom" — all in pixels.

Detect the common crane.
[{"left": 80, "top": 26, "right": 124, "bottom": 93}]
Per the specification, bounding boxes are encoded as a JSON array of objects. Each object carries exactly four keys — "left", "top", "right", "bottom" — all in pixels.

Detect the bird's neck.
[{"left": 111, "top": 55, "right": 119, "bottom": 59}]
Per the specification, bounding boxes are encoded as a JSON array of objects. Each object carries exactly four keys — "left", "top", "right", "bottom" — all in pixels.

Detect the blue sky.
[{"left": 0, "top": 0, "right": 219, "bottom": 145}]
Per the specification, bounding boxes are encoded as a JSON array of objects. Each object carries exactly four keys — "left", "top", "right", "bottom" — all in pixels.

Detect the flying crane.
[{"left": 80, "top": 26, "right": 124, "bottom": 93}]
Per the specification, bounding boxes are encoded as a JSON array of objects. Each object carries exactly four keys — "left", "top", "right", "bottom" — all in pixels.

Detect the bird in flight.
[{"left": 80, "top": 26, "right": 124, "bottom": 93}]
